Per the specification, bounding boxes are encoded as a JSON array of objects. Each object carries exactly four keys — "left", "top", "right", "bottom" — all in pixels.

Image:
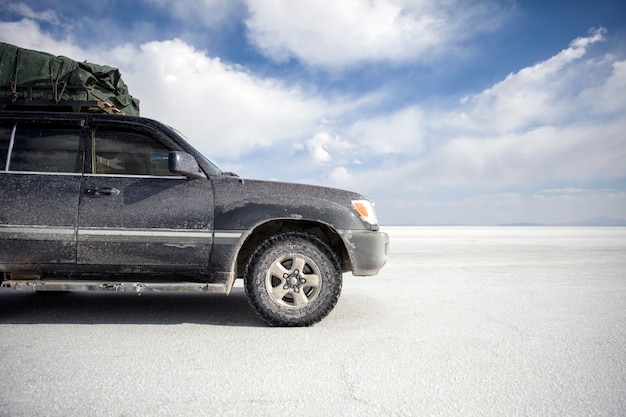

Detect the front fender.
[{"left": 211, "top": 177, "right": 368, "bottom": 231}]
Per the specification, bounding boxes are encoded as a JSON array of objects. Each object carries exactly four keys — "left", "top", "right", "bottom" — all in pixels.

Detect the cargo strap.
[{"left": 10, "top": 48, "right": 20, "bottom": 102}]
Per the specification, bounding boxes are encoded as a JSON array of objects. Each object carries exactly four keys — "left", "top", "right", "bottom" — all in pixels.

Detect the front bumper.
[{"left": 337, "top": 229, "right": 389, "bottom": 276}]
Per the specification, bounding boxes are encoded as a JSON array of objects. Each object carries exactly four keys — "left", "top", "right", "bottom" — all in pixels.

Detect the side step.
[{"left": 1, "top": 280, "right": 231, "bottom": 294}]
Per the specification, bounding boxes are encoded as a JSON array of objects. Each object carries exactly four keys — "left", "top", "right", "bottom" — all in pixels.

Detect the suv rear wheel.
[{"left": 244, "top": 232, "right": 342, "bottom": 327}]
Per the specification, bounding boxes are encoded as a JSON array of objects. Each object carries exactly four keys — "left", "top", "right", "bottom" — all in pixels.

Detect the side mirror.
[{"left": 168, "top": 151, "right": 206, "bottom": 179}]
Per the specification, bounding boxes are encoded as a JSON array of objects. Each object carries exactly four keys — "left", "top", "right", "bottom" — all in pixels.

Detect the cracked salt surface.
[{"left": 0, "top": 227, "right": 624, "bottom": 416}]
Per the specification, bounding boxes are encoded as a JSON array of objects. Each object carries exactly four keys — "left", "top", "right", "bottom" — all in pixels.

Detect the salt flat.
[{"left": 1, "top": 227, "right": 625, "bottom": 416}]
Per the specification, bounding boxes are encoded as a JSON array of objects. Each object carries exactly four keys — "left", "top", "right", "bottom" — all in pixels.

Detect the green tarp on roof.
[{"left": 0, "top": 42, "right": 139, "bottom": 115}]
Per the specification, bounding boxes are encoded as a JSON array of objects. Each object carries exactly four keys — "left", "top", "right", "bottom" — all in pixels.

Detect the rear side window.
[
  {"left": 8, "top": 126, "right": 81, "bottom": 173},
  {"left": 93, "top": 129, "right": 175, "bottom": 176}
]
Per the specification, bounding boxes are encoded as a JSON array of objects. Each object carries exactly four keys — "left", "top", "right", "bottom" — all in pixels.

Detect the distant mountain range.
[
  {"left": 498, "top": 216, "right": 626, "bottom": 227},
  {"left": 387, "top": 216, "right": 626, "bottom": 227}
]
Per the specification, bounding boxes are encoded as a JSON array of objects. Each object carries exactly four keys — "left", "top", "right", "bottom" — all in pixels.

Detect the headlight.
[{"left": 351, "top": 199, "right": 378, "bottom": 226}]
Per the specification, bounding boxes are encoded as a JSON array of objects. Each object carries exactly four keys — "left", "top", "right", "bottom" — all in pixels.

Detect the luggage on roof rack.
[{"left": 0, "top": 42, "right": 139, "bottom": 115}]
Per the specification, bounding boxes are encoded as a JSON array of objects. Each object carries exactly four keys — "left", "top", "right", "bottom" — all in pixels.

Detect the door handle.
[{"left": 85, "top": 187, "right": 120, "bottom": 197}]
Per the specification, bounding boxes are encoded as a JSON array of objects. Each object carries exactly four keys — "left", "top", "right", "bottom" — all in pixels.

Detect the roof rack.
[
  {"left": 0, "top": 85, "right": 124, "bottom": 115},
  {"left": 0, "top": 98, "right": 123, "bottom": 114}
]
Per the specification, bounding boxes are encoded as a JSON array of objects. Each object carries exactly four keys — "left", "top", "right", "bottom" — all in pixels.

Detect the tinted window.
[
  {"left": 9, "top": 127, "right": 81, "bottom": 173},
  {"left": 94, "top": 129, "right": 175, "bottom": 176},
  {"left": 0, "top": 124, "right": 12, "bottom": 170}
]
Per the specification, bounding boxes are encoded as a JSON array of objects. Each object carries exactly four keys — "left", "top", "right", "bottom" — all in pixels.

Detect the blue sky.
[{"left": 1, "top": 0, "right": 625, "bottom": 225}]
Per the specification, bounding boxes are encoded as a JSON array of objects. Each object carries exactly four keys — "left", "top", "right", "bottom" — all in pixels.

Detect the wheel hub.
[{"left": 283, "top": 270, "right": 306, "bottom": 292}]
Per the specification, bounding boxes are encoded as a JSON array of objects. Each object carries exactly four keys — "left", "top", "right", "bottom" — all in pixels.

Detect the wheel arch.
[{"left": 235, "top": 219, "right": 351, "bottom": 279}]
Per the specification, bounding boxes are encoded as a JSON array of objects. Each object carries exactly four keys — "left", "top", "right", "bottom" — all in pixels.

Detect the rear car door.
[
  {"left": 0, "top": 117, "right": 83, "bottom": 270},
  {"left": 77, "top": 121, "right": 214, "bottom": 278}
]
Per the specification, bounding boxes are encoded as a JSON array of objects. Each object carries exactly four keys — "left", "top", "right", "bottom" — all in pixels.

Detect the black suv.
[{"left": 0, "top": 110, "right": 388, "bottom": 326}]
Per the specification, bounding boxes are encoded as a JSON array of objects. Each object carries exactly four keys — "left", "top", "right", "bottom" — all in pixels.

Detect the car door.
[
  {"left": 0, "top": 118, "right": 83, "bottom": 269},
  {"left": 77, "top": 121, "right": 214, "bottom": 277}
]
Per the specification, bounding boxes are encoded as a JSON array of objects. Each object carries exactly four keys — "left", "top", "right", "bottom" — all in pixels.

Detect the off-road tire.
[{"left": 244, "top": 232, "right": 342, "bottom": 327}]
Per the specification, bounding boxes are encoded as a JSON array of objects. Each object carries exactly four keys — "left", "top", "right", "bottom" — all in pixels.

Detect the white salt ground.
[{"left": 0, "top": 227, "right": 624, "bottom": 417}]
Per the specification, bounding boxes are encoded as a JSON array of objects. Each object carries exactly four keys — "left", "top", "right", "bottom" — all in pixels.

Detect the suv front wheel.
[{"left": 244, "top": 232, "right": 342, "bottom": 327}]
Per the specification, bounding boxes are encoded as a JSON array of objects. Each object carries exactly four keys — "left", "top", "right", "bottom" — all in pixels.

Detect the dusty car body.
[{"left": 0, "top": 110, "right": 388, "bottom": 326}]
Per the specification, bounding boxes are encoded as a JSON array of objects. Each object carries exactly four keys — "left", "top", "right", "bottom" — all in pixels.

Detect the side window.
[
  {"left": 8, "top": 126, "right": 81, "bottom": 173},
  {"left": 0, "top": 124, "right": 12, "bottom": 170},
  {"left": 93, "top": 129, "right": 175, "bottom": 176}
]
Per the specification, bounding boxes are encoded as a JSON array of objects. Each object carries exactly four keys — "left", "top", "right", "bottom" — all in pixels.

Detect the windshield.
[{"left": 169, "top": 126, "right": 224, "bottom": 174}]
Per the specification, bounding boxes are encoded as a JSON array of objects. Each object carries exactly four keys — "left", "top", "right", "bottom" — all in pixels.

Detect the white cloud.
[
  {"left": 345, "top": 106, "right": 426, "bottom": 155},
  {"left": 407, "top": 120, "right": 626, "bottom": 191},
  {"left": 580, "top": 59, "right": 626, "bottom": 116},
  {"left": 117, "top": 39, "right": 331, "bottom": 159},
  {"left": 0, "top": 19, "right": 81, "bottom": 57},
  {"left": 460, "top": 28, "right": 607, "bottom": 133},
  {"left": 542, "top": 188, "right": 611, "bottom": 194},
  {"left": 345, "top": 28, "right": 626, "bottom": 196},
  {"left": 0, "top": 20, "right": 334, "bottom": 162},
  {"left": 327, "top": 166, "right": 352, "bottom": 183},
  {"left": 143, "top": 0, "right": 244, "bottom": 28},
  {"left": 4, "top": 2, "right": 59, "bottom": 24},
  {"left": 245, "top": 0, "right": 509, "bottom": 68},
  {"left": 306, "top": 132, "right": 353, "bottom": 165}
]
